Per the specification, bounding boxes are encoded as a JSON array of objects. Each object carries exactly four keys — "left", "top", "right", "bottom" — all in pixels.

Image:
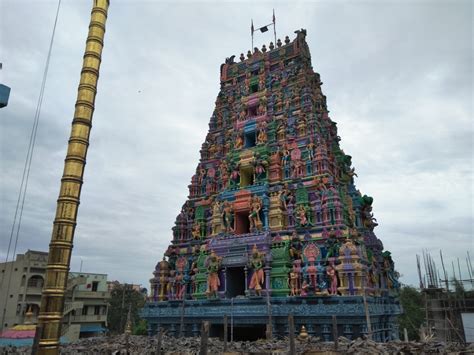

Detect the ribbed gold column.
[{"left": 36, "top": 1, "right": 109, "bottom": 353}]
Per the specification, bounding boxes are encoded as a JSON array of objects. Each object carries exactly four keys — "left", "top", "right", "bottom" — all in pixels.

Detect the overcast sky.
[{"left": 1, "top": 0, "right": 472, "bottom": 290}]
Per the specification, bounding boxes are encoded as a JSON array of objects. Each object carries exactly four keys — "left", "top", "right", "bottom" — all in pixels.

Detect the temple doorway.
[
  {"left": 226, "top": 267, "right": 246, "bottom": 298},
  {"left": 233, "top": 324, "right": 267, "bottom": 341},
  {"left": 235, "top": 211, "right": 250, "bottom": 235},
  {"left": 210, "top": 324, "right": 266, "bottom": 341}
]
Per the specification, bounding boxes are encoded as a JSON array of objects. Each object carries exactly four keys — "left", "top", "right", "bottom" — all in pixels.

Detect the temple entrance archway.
[{"left": 226, "top": 267, "right": 246, "bottom": 298}]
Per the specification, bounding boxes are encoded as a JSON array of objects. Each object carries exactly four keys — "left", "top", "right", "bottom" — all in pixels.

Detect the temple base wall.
[{"left": 141, "top": 296, "right": 401, "bottom": 342}]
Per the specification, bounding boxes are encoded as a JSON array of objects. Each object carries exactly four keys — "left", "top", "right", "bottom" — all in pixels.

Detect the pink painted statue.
[{"left": 327, "top": 263, "right": 338, "bottom": 295}]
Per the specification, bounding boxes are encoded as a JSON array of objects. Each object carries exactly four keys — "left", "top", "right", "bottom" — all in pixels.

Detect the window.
[
  {"left": 27, "top": 275, "right": 44, "bottom": 288},
  {"left": 247, "top": 106, "right": 257, "bottom": 117},
  {"left": 82, "top": 306, "right": 88, "bottom": 316},
  {"left": 244, "top": 131, "right": 256, "bottom": 148},
  {"left": 92, "top": 281, "right": 99, "bottom": 292},
  {"left": 240, "top": 166, "right": 254, "bottom": 187},
  {"left": 235, "top": 212, "right": 250, "bottom": 235},
  {"left": 94, "top": 306, "right": 100, "bottom": 315}
]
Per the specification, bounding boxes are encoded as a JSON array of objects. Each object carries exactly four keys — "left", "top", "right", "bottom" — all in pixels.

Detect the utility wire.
[{"left": 0, "top": 0, "right": 62, "bottom": 330}]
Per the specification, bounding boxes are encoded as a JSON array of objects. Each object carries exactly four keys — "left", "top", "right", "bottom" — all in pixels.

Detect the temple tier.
[{"left": 142, "top": 30, "right": 401, "bottom": 341}]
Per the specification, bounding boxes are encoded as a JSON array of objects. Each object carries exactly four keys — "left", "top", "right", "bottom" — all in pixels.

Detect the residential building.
[{"left": 0, "top": 250, "right": 110, "bottom": 341}]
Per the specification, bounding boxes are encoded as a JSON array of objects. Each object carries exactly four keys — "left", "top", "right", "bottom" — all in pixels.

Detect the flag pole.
[
  {"left": 251, "top": 19, "right": 254, "bottom": 53},
  {"left": 34, "top": 0, "right": 110, "bottom": 353},
  {"left": 273, "top": 9, "right": 276, "bottom": 44}
]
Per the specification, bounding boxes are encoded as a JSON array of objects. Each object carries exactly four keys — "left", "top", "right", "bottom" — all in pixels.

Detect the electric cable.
[{"left": 0, "top": 0, "right": 62, "bottom": 330}]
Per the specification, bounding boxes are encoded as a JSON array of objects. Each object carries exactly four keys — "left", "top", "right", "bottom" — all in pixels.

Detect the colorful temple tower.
[{"left": 142, "top": 30, "right": 401, "bottom": 341}]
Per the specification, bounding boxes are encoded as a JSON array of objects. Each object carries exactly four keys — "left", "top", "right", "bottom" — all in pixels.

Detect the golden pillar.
[{"left": 35, "top": 1, "right": 110, "bottom": 353}]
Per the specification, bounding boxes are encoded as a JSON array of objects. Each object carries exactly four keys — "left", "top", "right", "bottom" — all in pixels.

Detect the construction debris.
[{"left": 1, "top": 334, "right": 473, "bottom": 354}]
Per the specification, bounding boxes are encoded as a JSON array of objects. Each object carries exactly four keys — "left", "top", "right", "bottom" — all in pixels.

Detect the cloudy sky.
[{"left": 1, "top": 0, "right": 472, "bottom": 289}]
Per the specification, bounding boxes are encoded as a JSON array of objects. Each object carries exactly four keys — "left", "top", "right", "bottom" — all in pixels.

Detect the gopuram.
[{"left": 142, "top": 30, "right": 401, "bottom": 341}]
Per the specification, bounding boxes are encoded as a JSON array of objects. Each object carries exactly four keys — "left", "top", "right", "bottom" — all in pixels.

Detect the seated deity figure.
[
  {"left": 191, "top": 222, "right": 201, "bottom": 240},
  {"left": 248, "top": 245, "right": 265, "bottom": 296},
  {"left": 296, "top": 205, "right": 309, "bottom": 227},
  {"left": 300, "top": 280, "right": 309, "bottom": 296},
  {"left": 205, "top": 251, "right": 222, "bottom": 298},
  {"left": 235, "top": 133, "right": 244, "bottom": 149},
  {"left": 256, "top": 122, "right": 268, "bottom": 145},
  {"left": 289, "top": 231, "right": 303, "bottom": 260}
]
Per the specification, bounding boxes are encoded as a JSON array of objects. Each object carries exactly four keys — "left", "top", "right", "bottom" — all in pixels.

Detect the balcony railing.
[
  {"left": 63, "top": 301, "right": 84, "bottom": 315},
  {"left": 70, "top": 314, "right": 107, "bottom": 322},
  {"left": 74, "top": 290, "right": 110, "bottom": 299},
  {"left": 26, "top": 286, "right": 43, "bottom": 295}
]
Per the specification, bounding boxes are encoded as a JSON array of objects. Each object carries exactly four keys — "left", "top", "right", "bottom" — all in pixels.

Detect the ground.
[{"left": 1, "top": 335, "right": 472, "bottom": 354}]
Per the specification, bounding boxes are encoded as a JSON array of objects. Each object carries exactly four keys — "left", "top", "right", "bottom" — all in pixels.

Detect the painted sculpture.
[
  {"left": 248, "top": 244, "right": 265, "bottom": 296},
  {"left": 145, "top": 29, "right": 400, "bottom": 341},
  {"left": 205, "top": 251, "right": 222, "bottom": 299}
]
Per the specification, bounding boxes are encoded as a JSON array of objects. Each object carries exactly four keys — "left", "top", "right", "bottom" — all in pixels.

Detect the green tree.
[
  {"left": 398, "top": 285, "right": 425, "bottom": 340},
  {"left": 133, "top": 319, "right": 148, "bottom": 335},
  {"left": 107, "top": 284, "right": 146, "bottom": 334}
]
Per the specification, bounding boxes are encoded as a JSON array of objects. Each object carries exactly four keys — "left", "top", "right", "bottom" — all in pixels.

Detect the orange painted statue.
[
  {"left": 205, "top": 250, "right": 222, "bottom": 298},
  {"left": 248, "top": 244, "right": 265, "bottom": 296}
]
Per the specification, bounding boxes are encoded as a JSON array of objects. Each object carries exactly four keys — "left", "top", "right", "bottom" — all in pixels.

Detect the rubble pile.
[{"left": 1, "top": 335, "right": 473, "bottom": 354}]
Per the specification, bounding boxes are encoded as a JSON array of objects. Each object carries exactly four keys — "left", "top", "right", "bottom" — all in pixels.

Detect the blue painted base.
[{"left": 141, "top": 295, "right": 401, "bottom": 342}]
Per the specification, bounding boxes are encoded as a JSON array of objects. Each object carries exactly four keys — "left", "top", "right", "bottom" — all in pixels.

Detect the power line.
[{"left": 0, "top": 0, "right": 62, "bottom": 330}]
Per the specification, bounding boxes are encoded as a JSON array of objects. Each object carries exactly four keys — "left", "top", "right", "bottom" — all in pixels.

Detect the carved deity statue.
[
  {"left": 306, "top": 139, "right": 316, "bottom": 161},
  {"left": 212, "top": 200, "right": 221, "bottom": 219},
  {"left": 281, "top": 146, "right": 291, "bottom": 179},
  {"left": 257, "top": 99, "right": 266, "bottom": 116},
  {"left": 279, "top": 183, "right": 294, "bottom": 211},
  {"left": 326, "top": 263, "right": 338, "bottom": 295},
  {"left": 248, "top": 245, "right": 265, "bottom": 296},
  {"left": 234, "top": 133, "right": 244, "bottom": 150},
  {"left": 256, "top": 121, "right": 268, "bottom": 145},
  {"left": 174, "top": 257, "right": 187, "bottom": 300},
  {"left": 289, "top": 231, "right": 303, "bottom": 260},
  {"left": 277, "top": 122, "right": 286, "bottom": 141},
  {"left": 248, "top": 195, "right": 263, "bottom": 231},
  {"left": 288, "top": 271, "right": 299, "bottom": 296},
  {"left": 229, "top": 163, "right": 240, "bottom": 189},
  {"left": 291, "top": 158, "right": 305, "bottom": 178},
  {"left": 221, "top": 201, "right": 234, "bottom": 233},
  {"left": 205, "top": 251, "right": 222, "bottom": 298},
  {"left": 296, "top": 114, "right": 307, "bottom": 137},
  {"left": 191, "top": 222, "right": 201, "bottom": 240},
  {"left": 296, "top": 205, "right": 309, "bottom": 227},
  {"left": 253, "top": 154, "right": 267, "bottom": 182},
  {"left": 239, "top": 108, "right": 246, "bottom": 122},
  {"left": 257, "top": 128, "right": 267, "bottom": 145}
]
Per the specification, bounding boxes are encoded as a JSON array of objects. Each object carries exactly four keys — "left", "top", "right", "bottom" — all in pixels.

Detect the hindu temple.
[{"left": 141, "top": 29, "right": 401, "bottom": 341}]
